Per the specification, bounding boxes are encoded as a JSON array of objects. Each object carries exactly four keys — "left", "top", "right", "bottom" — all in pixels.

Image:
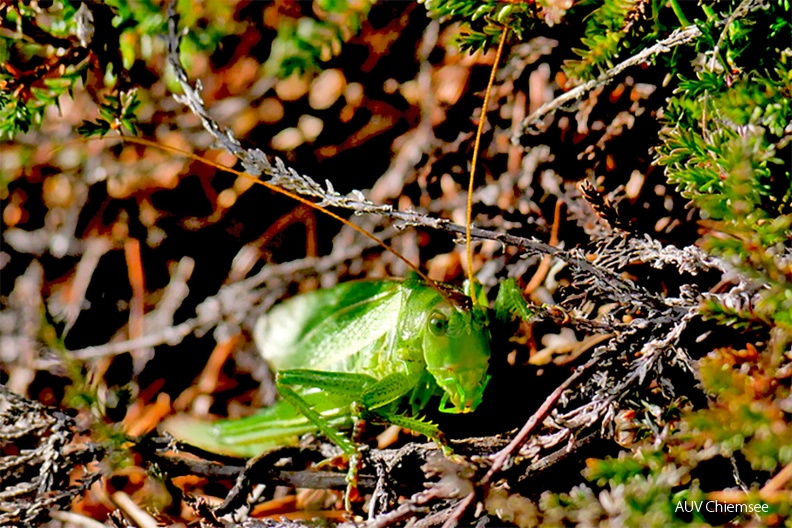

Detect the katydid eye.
[{"left": 428, "top": 312, "right": 448, "bottom": 336}]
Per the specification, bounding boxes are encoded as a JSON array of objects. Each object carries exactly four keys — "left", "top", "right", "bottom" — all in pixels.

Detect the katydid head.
[
  {"left": 431, "top": 27, "right": 506, "bottom": 414},
  {"left": 422, "top": 303, "right": 490, "bottom": 413}
]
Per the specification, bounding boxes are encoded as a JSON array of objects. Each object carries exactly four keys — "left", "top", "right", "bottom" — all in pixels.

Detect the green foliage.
[
  {"left": 422, "top": 0, "right": 544, "bottom": 52},
  {"left": 658, "top": 71, "right": 790, "bottom": 220},
  {"left": 108, "top": 0, "right": 236, "bottom": 69},
  {"left": 655, "top": 2, "right": 792, "bottom": 330},
  {"left": 542, "top": 461, "right": 702, "bottom": 526},
  {"left": 684, "top": 343, "right": 792, "bottom": 473},
  {"left": 583, "top": 450, "right": 665, "bottom": 486},
  {"left": 78, "top": 89, "right": 141, "bottom": 137},
  {"left": 264, "top": 0, "right": 373, "bottom": 78},
  {"left": 486, "top": 453, "right": 709, "bottom": 527},
  {"left": 0, "top": 1, "right": 84, "bottom": 139},
  {"left": 265, "top": 17, "right": 345, "bottom": 78},
  {"left": 494, "top": 277, "right": 534, "bottom": 323},
  {"left": 0, "top": 0, "right": 232, "bottom": 140},
  {"left": 699, "top": 296, "right": 770, "bottom": 331},
  {"left": 563, "top": 0, "right": 648, "bottom": 81}
]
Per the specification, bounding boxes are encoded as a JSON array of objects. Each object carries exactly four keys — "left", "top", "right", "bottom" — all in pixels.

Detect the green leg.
[
  {"left": 359, "top": 371, "right": 421, "bottom": 409},
  {"left": 278, "top": 369, "right": 438, "bottom": 441},
  {"left": 357, "top": 372, "right": 446, "bottom": 448},
  {"left": 276, "top": 368, "right": 444, "bottom": 508},
  {"left": 358, "top": 372, "right": 445, "bottom": 444},
  {"left": 276, "top": 369, "right": 429, "bottom": 447},
  {"left": 276, "top": 384, "right": 358, "bottom": 456},
  {"left": 278, "top": 369, "right": 377, "bottom": 398},
  {"left": 276, "top": 369, "right": 381, "bottom": 510},
  {"left": 366, "top": 409, "right": 443, "bottom": 443}
]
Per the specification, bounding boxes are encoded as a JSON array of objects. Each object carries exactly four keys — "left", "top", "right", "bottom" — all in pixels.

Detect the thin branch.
[
  {"left": 708, "top": 0, "right": 768, "bottom": 71},
  {"left": 513, "top": 24, "right": 702, "bottom": 138},
  {"left": 165, "top": 7, "right": 398, "bottom": 222},
  {"left": 481, "top": 353, "right": 601, "bottom": 486},
  {"left": 440, "top": 493, "right": 475, "bottom": 528},
  {"left": 514, "top": 0, "right": 771, "bottom": 139}
]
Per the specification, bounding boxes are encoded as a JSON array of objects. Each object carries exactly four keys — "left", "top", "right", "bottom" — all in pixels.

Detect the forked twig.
[
  {"left": 481, "top": 353, "right": 601, "bottom": 485},
  {"left": 438, "top": 353, "right": 602, "bottom": 528}
]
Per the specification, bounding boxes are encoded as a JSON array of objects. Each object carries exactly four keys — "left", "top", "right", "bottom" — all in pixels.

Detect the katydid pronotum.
[{"left": 157, "top": 26, "right": 522, "bottom": 507}]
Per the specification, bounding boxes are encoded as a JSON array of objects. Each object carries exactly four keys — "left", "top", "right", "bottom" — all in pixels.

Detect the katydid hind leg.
[
  {"left": 275, "top": 369, "right": 429, "bottom": 444},
  {"left": 162, "top": 389, "right": 354, "bottom": 457},
  {"left": 277, "top": 384, "right": 364, "bottom": 509},
  {"left": 277, "top": 384, "right": 358, "bottom": 456},
  {"left": 277, "top": 369, "right": 377, "bottom": 397}
]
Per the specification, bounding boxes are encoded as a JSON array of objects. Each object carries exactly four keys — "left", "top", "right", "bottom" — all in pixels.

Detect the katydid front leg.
[
  {"left": 276, "top": 368, "right": 442, "bottom": 507},
  {"left": 357, "top": 372, "right": 444, "bottom": 443}
]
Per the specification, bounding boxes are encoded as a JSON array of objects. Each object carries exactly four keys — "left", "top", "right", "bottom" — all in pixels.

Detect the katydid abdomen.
[{"left": 166, "top": 278, "right": 492, "bottom": 457}]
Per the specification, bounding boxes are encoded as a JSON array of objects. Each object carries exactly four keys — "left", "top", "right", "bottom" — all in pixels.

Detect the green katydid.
[
  {"left": 158, "top": 25, "right": 517, "bottom": 506},
  {"left": 167, "top": 278, "right": 492, "bottom": 458}
]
